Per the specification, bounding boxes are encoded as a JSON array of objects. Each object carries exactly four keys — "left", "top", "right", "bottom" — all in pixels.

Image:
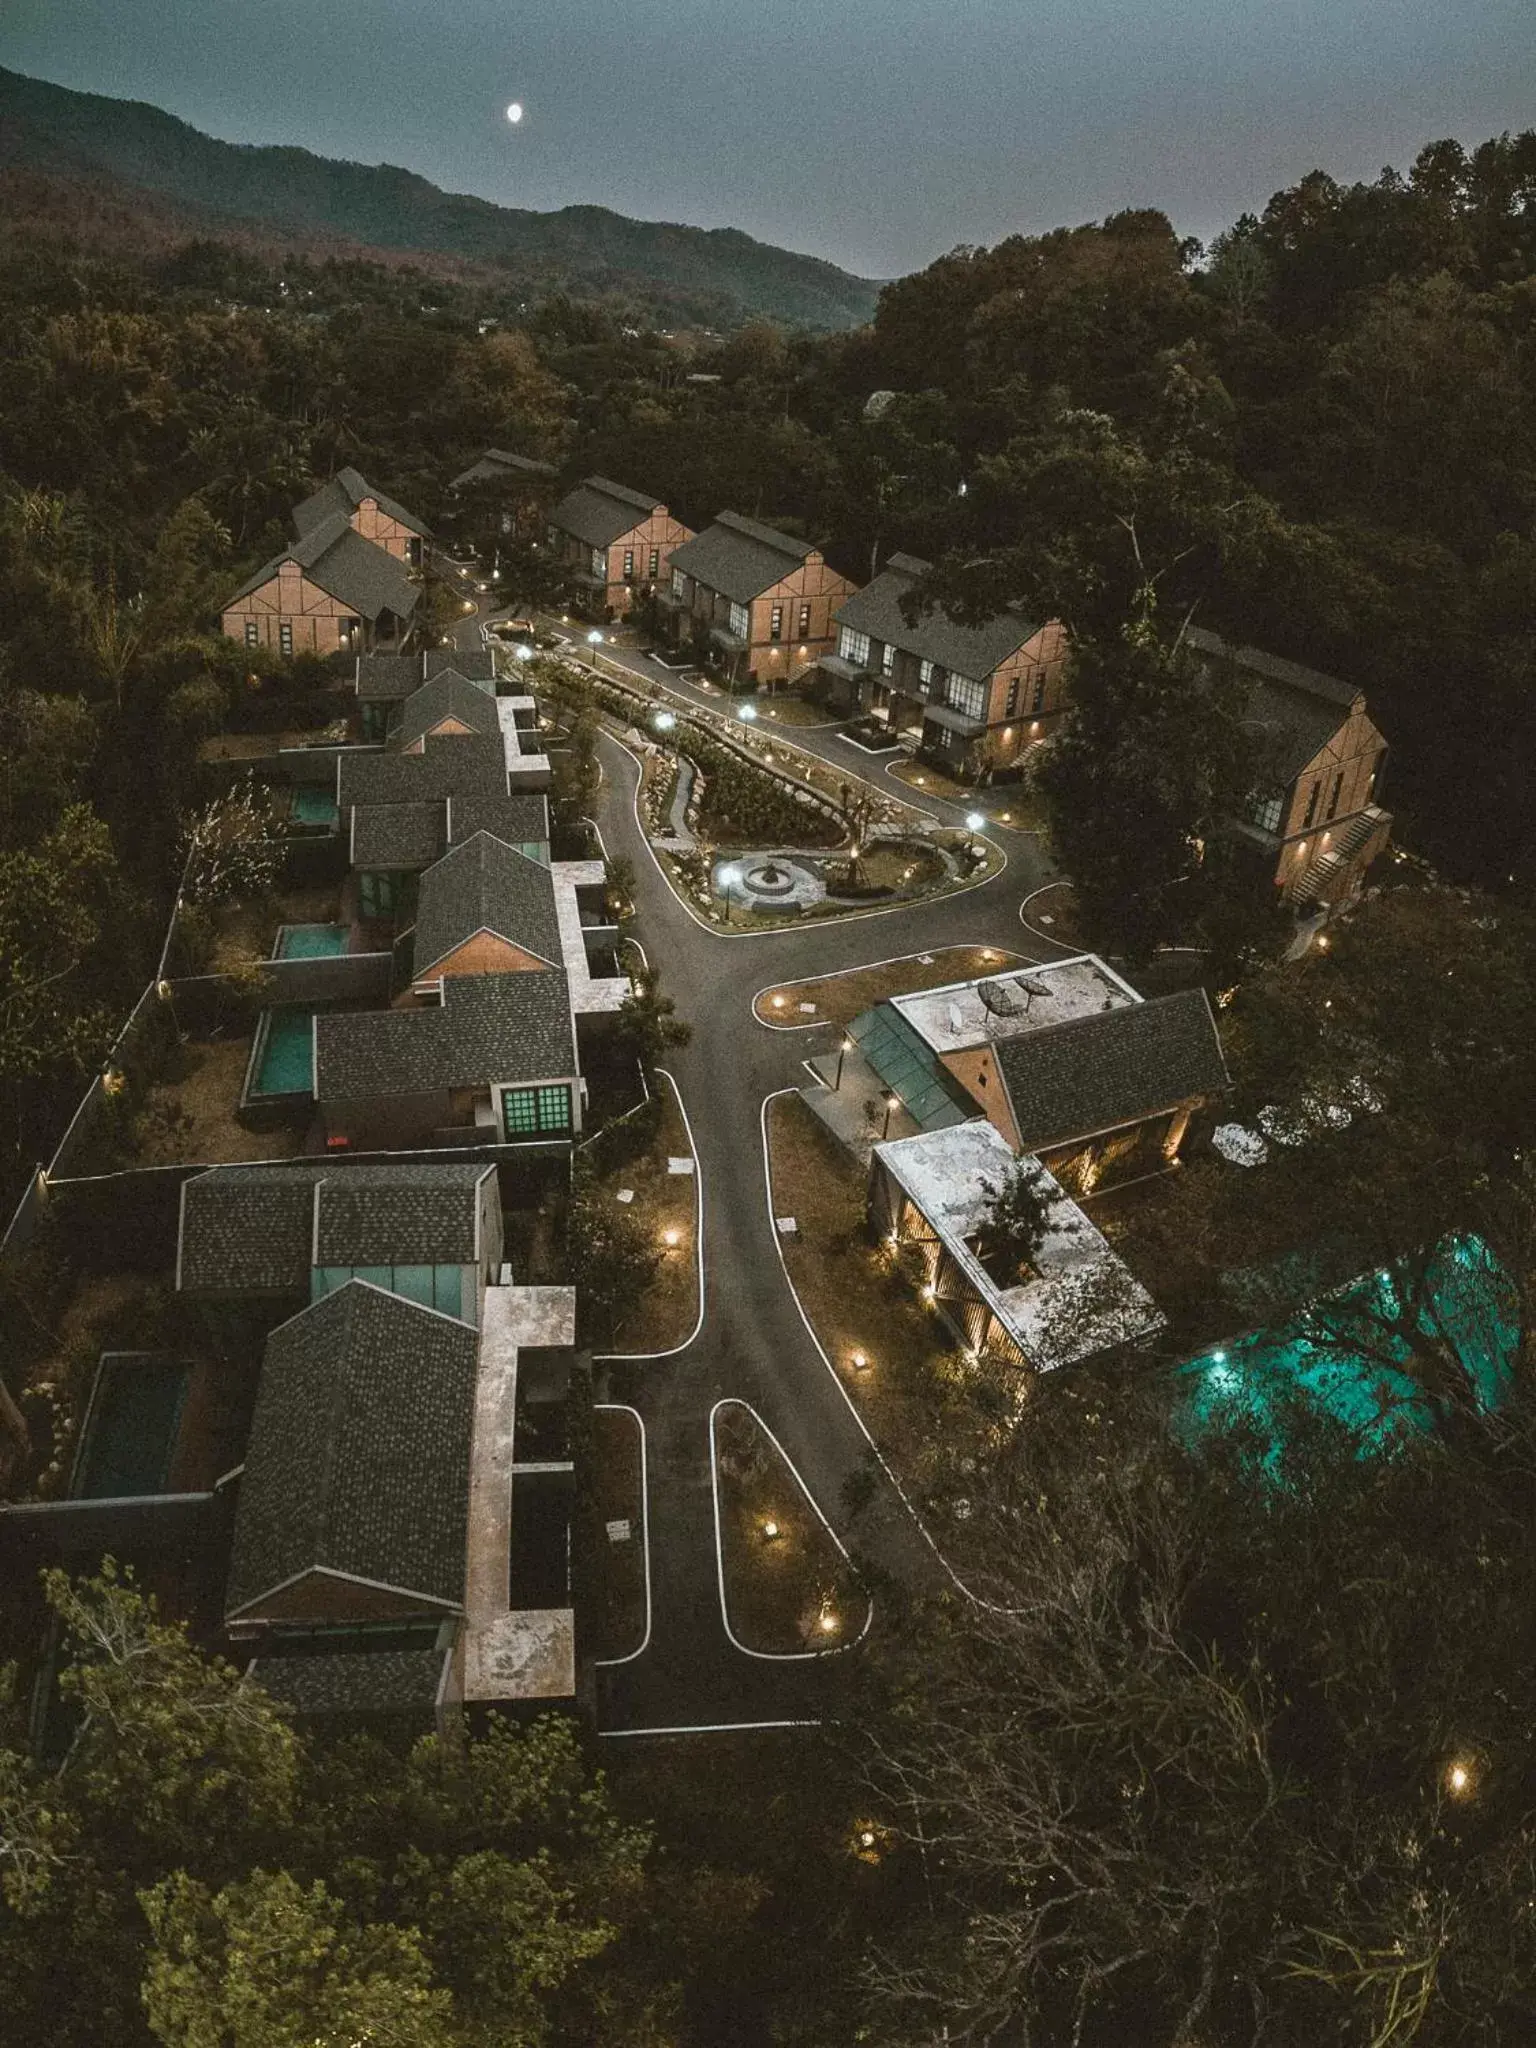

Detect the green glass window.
[
  {"left": 433, "top": 1265, "right": 463, "bottom": 1319},
  {"left": 392, "top": 1264, "right": 434, "bottom": 1307},
  {"left": 359, "top": 871, "right": 399, "bottom": 919},
  {"left": 361, "top": 703, "right": 385, "bottom": 741},
  {"left": 501, "top": 1084, "right": 572, "bottom": 1139}
]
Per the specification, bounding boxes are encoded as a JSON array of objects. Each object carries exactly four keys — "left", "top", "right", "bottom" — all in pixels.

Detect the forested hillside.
[
  {"left": 0, "top": 67, "right": 881, "bottom": 332},
  {"left": 0, "top": 128, "right": 1533, "bottom": 1204}
]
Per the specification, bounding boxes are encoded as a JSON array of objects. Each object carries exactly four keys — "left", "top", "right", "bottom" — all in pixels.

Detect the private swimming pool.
[
  {"left": 249, "top": 1005, "right": 316, "bottom": 1098},
  {"left": 72, "top": 1353, "right": 190, "bottom": 1499},
  {"left": 274, "top": 922, "right": 349, "bottom": 959},
  {"left": 289, "top": 786, "right": 338, "bottom": 829},
  {"left": 1177, "top": 1232, "right": 1518, "bottom": 1466}
]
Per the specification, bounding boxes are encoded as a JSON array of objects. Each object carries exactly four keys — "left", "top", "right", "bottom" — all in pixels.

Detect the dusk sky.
[{"left": 6, "top": 0, "right": 1534, "bottom": 278}]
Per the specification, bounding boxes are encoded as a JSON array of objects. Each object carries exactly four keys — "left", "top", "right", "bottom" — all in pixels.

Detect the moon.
[{"left": 505, "top": 101, "right": 524, "bottom": 125}]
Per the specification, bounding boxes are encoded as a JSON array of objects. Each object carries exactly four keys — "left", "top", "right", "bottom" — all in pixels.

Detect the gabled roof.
[
  {"left": 314, "top": 969, "right": 576, "bottom": 1102},
  {"left": 178, "top": 1161, "right": 492, "bottom": 1295},
  {"left": 547, "top": 475, "right": 667, "bottom": 549},
  {"left": 226, "top": 1282, "right": 476, "bottom": 1621},
  {"left": 667, "top": 512, "right": 817, "bottom": 603},
  {"left": 293, "top": 466, "right": 431, "bottom": 541},
  {"left": 313, "top": 1163, "right": 491, "bottom": 1266},
  {"left": 448, "top": 792, "right": 550, "bottom": 848},
  {"left": 356, "top": 652, "right": 424, "bottom": 703},
  {"left": 450, "top": 449, "right": 557, "bottom": 491},
  {"left": 177, "top": 1163, "right": 322, "bottom": 1295},
  {"left": 338, "top": 734, "right": 508, "bottom": 810},
  {"left": 994, "top": 988, "right": 1230, "bottom": 1155},
  {"left": 836, "top": 553, "right": 1038, "bottom": 681},
  {"left": 351, "top": 801, "right": 445, "bottom": 871},
  {"left": 228, "top": 513, "right": 418, "bottom": 623},
  {"left": 411, "top": 832, "right": 563, "bottom": 979},
  {"left": 390, "top": 670, "right": 503, "bottom": 748},
  {"left": 1186, "top": 626, "right": 1364, "bottom": 786},
  {"left": 424, "top": 647, "right": 496, "bottom": 683},
  {"left": 249, "top": 1642, "right": 451, "bottom": 1717}
]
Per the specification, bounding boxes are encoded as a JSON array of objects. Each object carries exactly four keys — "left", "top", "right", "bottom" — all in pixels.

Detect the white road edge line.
[
  {"left": 706, "top": 1395, "right": 874, "bottom": 1662},
  {"left": 593, "top": 1066, "right": 704, "bottom": 1365},
  {"left": 599, "top": 1717, "right": 823, "bottom": 1737},
  {"left": 758, "top": 1087, "right": 1020, "bottom": 1616},
  {"left": 592, "top": 1402, "right": 652, "bottom": 1668},
  {"left": 1018, "top": 881, "right": 1075, "bottom": 953}
]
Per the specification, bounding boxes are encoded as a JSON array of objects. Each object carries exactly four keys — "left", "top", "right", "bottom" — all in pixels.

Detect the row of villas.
[{"left": 533, "top": 467, "right": 1390, "bottom": 910}]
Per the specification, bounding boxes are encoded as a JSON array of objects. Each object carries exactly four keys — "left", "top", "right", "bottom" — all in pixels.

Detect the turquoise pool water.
[
  {"left": 275, "top": 922, "right": 349, "bottom": 959},
  {"left": 1178, "top": 1232, "right": 1518, "bottom": 1466},
  {"left": 73, "top": 1355, "right": 190, "bottom": 1499},
  {"left": 252, "top": 1006, "right": 315, "bottom": 1097},
  {"left": 289, "top": 787, "right": 338, "bottom": 827}
]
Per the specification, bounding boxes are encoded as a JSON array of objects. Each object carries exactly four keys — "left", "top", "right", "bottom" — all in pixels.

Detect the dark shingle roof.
[
  {"left": 313, "top": 1162, "right": 490, "bottom": 1265},
  {"left": 995, "top": 989, "right": 1230, "bottom": 1154},
  {"left": 450, "top": 449, "right": 556, "bottom": 491},
  {"left": 390, "top": 671, "right": 502, "bottom": 748},
  {"left": 250, "top": 1643, "right": 450, "bottom": 1716},
  {"left": 180, "top": 1162, "right": 491, "bottom": 1295},
  {"left": 448, "top": 793, "right": 549, "bottom": 849},
  {"left": 293, "top": 466, "right": 431, "bottom": 541},
  {"left": 226, "top": 1282, "right": 476, "bottom": 1620},
  {"left": 836, "top": 553, "right": 1037, "bottom": 680},
  {"left": 1187, "top": 626, "right": 1362, "bottom": 785},
  {"left": 314, "top": 969, "right": 575, "bottom": 1101},
  {"left": 178, "top": 1164, "right": 322, "bottom": 1295},
  {"left": 667, "top": 512, "right": 815, "bottom": 603},
  {"left": 228, "top": 514, "right": 418, "bottom": 623},
  {"left": 356, "top": 652, "right": 424, "bottom": 703},
  {"left": 411, "top": 833, "right": 563, "bottom": 979},
  {"left": 338, "top": 734, "right": 507, "bottom": 809},
  {"left": 547, "top": 475, "right": 665, "bottom": 549},
  {"left": 424, "top": 647, "right": 496, "bottom": 683},
  {"left": 351, "top": 801, "right": 445, "bottom": 870}
]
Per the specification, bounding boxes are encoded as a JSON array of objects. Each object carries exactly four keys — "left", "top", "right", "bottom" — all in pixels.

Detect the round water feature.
[{"left": 714, "top": 854, "right": 826, "bottom": 914}]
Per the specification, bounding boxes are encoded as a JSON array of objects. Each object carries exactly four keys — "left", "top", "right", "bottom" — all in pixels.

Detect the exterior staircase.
[{"left": 1291, "top": 805, "right": 1391, "bottom": 910}]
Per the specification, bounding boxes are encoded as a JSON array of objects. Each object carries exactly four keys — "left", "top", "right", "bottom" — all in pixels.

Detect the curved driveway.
[{"left": 589, "top": 721, "right": 1063, "bottom": 1734}]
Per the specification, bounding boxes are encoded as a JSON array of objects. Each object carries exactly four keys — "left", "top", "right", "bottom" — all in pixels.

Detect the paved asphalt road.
[{"left": 456, "top": 605, "right": 1066, "bottom": 1731}]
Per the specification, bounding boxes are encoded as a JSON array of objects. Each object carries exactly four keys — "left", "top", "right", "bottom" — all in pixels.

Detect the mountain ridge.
[{"left": 0, "top": 66, "right": 881, "bottom": 330}]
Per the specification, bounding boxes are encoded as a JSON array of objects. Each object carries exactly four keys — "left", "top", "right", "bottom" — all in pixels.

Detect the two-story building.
[
  {"left": 221, "top": 513, "right": 418, "bottom": 656},
  {"left": 293, "top": 467, "right": 431, "bottom": 568},
  {"left": 543, "top": 476, "right": 693, "bottom": 620},
  {"left": 819, "top": 552, "right": 1069, "bottom": 776},
  {"left": 660, "top": 513, "right": 860, "bottom": 689},
  {"left": 1188, "top": 627, "right": 1393, "bottom": 914}
]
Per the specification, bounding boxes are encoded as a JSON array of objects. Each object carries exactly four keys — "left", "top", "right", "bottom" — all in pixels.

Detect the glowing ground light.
[
  {"left": 506, "top": 102, "right": 524, "bottom": 124},
  {"left": 851, "top": 1350, "right": 869, "bottom": 1370},
  {"left": 653, "top": 709, "right": 676, "bottom": 730},
  {"left": 1446, "top": 1758, "right": 1476, "bottom": 1797},
  {"left": 662, "top": 1227, "right": 681, "bottom": 1248},
  {"left": 771, "top": 994, "right": 785, "bottom": 1008},
  {"left": 762, "top": 1519, "right": 781, "bottom": 1541},
  {"left": 818, "top": 1608, "right": 838, "bottom": 1634}
]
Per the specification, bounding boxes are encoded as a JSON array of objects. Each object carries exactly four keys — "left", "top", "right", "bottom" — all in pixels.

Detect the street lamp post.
[
  {"left": 883, "top": 1093, "right": 899, "bottom": 1139},
  {"left": 719, "top": 864, "right": 736, "bottom": 925},
  {"left": 835, "top": 1037, "right": 853, "bottom": 1091},
  {"left": 965, "top": 810, "right": 986, "bottom": 861}
]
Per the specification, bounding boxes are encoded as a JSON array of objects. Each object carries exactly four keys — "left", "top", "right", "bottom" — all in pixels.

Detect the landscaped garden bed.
[
  {"left": 580, "top": 1080, "right": 699, "bottom": 1355},
  {"left": 755, "top": 944, "right": 1025, "bottom": 1028},
  {"left": 590, "top": 1405, "right": 648, "bottom": 1660},
  {"left": 711, "top": 1398, "right": 869, "bottom": 1654}
]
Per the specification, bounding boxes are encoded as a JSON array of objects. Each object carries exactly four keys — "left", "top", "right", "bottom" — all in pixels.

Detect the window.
[
  {"left": 546, "top": 525, "right": 559, "bottom": 548},
  {"left": 945, "top": 671, "right": 987, "bottom": 720},
  {"left": 244, "top": 619, "right": 259, "bottom": 648},
  {"left": 1302, "top": 781, "right": 1321, "bottom": 828},
  {"left": 839, "top": 626, "right": 871, "bottom": 667},
  {"left": 770, "top": 603, "right": 783, "bottom": 642},
  {"left": 1030, "top": 671, "right": 1046, "bottom": 715},
  {"left": 311, "top": 1262, "right": 468, "bottom": 1323},
  {"left": 648, "top": 547, "right": 660, "bottom": 579},
  {"left": 501, "top": 1082, "right": 572, "bottom": 1139},
  {"left": 1005, "top": 675, "right": 1020, "bottom": 717},
  {"left": 798, "top": 602, "right": 811, "bottom": 637},
  {"left": 1327, "top": 770, "right": 1345, "bottom": 819},
  {"left": 672, "top": 568, "right": 687, "bottom": 599},
  {"left": 623, "top": 549, "right": 634, "bottom": 581},
  {"left": 880, "top": 642, "right": 895, "bottom": 676},
  {"left": 591, "top": 548, "right": 606, "bottom": 580},
  {"left": 918, "top": 657, "right": 934, "bottom": 688},
  {"left": 728, "top": 600, "right": 750, "bottom": 639},
  {"left": 1247, "top": 788, "right": 1284, "bottom": 833},
  {"left": 279, "top": 622, "right": 293, "bottom": 657}
]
